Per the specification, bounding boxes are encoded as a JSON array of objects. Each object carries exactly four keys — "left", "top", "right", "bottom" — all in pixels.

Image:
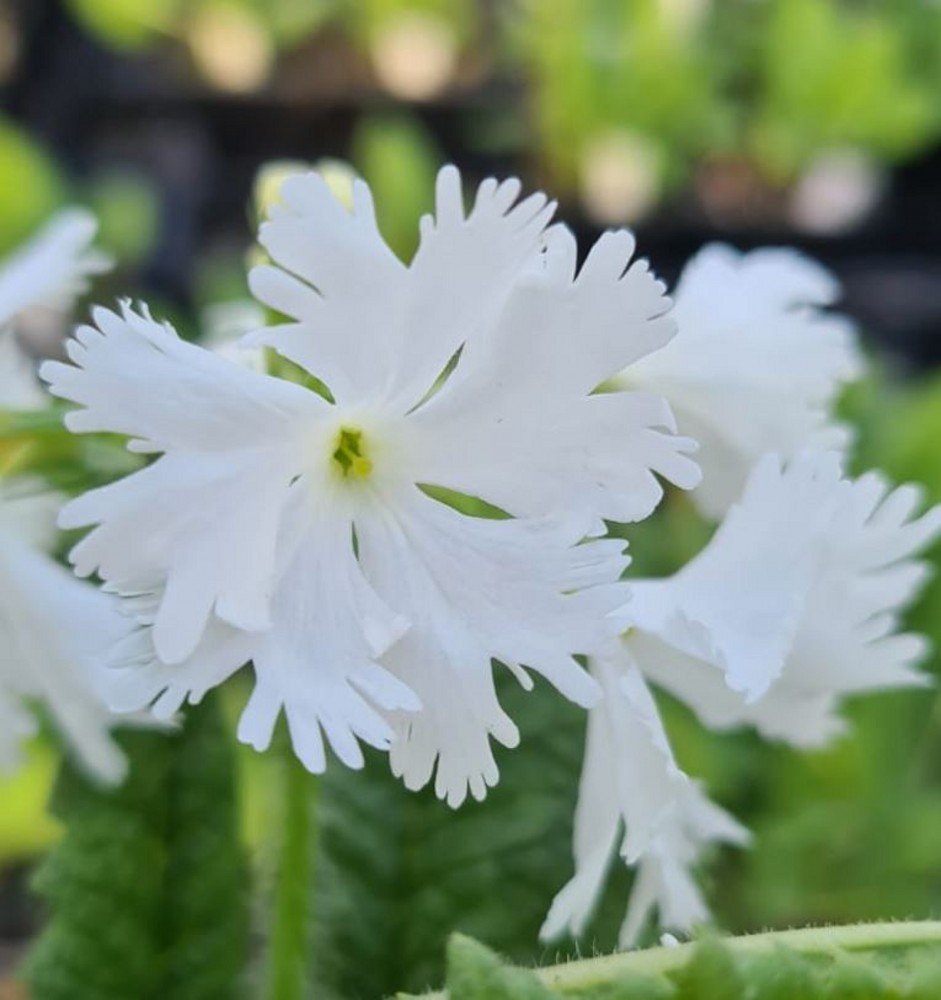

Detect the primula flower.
[
  {"left": 540, "top": 640, "right": 748, "bottom": 947},
  {"left": 545, "top": 450, "right": 940, "bottom": 943},
  {"left": 620, "top": 246, "right": 864, "bottom": 518},
  {"left": 0, "top": 208, "right": 111, "bottom": 409},
  {"left": 42, "top": 167, "right": 700, "bottom": 805},
  {"left": 628, "top": 451, "right": 941, "bottom": 745},
  {"left": 0, "top": 482, "right": 127, "bottom": 782}
]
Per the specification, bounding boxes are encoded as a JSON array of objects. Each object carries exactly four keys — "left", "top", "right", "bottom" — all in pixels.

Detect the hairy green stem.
[
  {"left": 424, "top": 921, "right": 941, "bottom": 997},
  {"left": 265, "top": 741, "right": 316, "bottom": 1000},
  {"left": 540, "top": 921, "right": 941, "bottom": 992}
]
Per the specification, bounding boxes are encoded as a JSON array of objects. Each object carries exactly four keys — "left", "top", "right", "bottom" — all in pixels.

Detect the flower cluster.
[
  {"left": 12, "top": 167, "right": 938, "bottom": 946},
  {"left": 0, "top": 211, "right": 126, "bottom": 782}
]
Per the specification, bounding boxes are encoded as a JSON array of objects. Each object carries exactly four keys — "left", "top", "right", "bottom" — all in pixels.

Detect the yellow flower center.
[{"left": 331, "top": 426, "right": 373, "bottom": 479}]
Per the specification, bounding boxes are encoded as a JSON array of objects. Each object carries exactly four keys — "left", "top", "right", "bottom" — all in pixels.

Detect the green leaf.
[
  {"left": 27, "top": 694, "right": 249, "bottom": 1000},
  {"left": 444, "top": 935, "right": 553, "bottom": 1000},
  {"left": 737, "top": 947, "right": 818, "bottom": 1000},
  {"left": 669, "top": 939, "right": 744, "bottom": 1000},
  {"left": 823, "top": 954, "right": 896, "bottom": 1000},
  {"left": 306, "top": 677, "right": 595, "bottom": 998}
]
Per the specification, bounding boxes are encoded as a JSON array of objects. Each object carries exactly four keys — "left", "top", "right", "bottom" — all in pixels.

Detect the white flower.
[
  {"left": 0, "top": 481, "right": 127, "bottom": 783},
  {"left": 545, "top": 450, "right": 939, "bottom": 945},
  {"left": 201, "top": 299, "right": 267, "bottom": 372},
  {"left": 0, "top": 333, "right": 47, "bottom": 410},
  {"left": 617, "top": 783, "right": 749, "bottom": 948},
  {"left": 626, "top": 451, "right": 941, "bottom": 747},
  {"left": 0, "top": 208, "right": 111, "bottom": 409},
  {"left": 42, "top": 166, "right": 700, "bottom": 805},
  {"left": 540, "top": 641, "right": 747, "bottom": 948},
  {"left": 621, "top": 245, "right": 864, "bottom": 518},
  {"left": 0, "top": 208, "right": 111, "bottom": 330}
]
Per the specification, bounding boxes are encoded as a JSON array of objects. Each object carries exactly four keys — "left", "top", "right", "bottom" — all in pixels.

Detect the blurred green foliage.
[
  {"left": 511, "top": 0, "right": 729, "bottom": 190},
  {"left": 0, "top": 742, "right": 60, "bottom": 859},
  {"left": 86, "top": 171, "right": 161, "bottom": 266},
  {"left": 65, "top": 0, "right": 186, "bottom": 50},
  {"left": 0, "top": 120, "right": 66, "bottom": 255},
  {"left": 353, "top": 114, "right": 440, "bottom": 260},
  {"left": 342, "top": 0, "right": 477, "bottom": 47},
  {"left": 27, "top": 695, "right": 249, "bottom": 1000},
  {"left": 750, "top": 0, "right": 936, "bottom": 181},
  {"left": 513, "top": 0, "right": 941, "bottom": 207},
  {"left": 45, "top": 0, "right": 941, "bottom": 216}
]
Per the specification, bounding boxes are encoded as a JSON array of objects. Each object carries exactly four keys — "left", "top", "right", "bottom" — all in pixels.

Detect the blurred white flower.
[
  {"left": 626, "top": 451, "right": 941, "bottom": 747},
  {"left": 43, "top": 166, "right": 699, "bottom": 805},
  {"left": 545, "top": 450, "right": 940, "bottom": 944},
  {"left": 617, "top": 782, "right": 748, "bottom": 948},
  {"left": 201, "top": 299, "right": 267, "bottom": 372},
  {"left": 540, "top": 641, "right": 746, "bottom": 948},
  {"left": 0, "top": 208, "right": 111, "bottom": 409},
  {"left": 621, "top": 245, "right": 863, "bottom": 518},
  {"left": 0, "top": 208, "right": 110, "bottom": 330},
  {"left": 0, "top": 481, "right": 127, "bottom": 783}
]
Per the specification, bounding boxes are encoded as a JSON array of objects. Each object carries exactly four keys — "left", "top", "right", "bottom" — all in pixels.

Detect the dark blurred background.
[{"left": 2, "top": 0, "right": 941, "bottom": 361}]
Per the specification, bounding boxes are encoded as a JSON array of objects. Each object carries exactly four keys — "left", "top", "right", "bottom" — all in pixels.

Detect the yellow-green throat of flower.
[{"left": 332, "top": 427, "right": 373, "bottom": 479}]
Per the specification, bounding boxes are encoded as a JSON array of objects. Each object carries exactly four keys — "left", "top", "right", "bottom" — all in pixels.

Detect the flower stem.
[
  {"left": 540, "top": 921, "right": 941, "bottom": 991},
  {"left": 265, "top": 738, "right": 316, "bottom": 1000}
]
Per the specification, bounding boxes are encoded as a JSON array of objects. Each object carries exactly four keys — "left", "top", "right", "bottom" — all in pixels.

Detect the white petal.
[
  {"left": 250, "top": 167, "right": 556, "bottom": 411},
  {"left": 0, "top": 208, "right": 111, "bottom": 327},
  {"left": 391, "top": 169, "right": 558, "bottom": 411},
  {"left": 629, "top": 628, "right": 845, "bottom": 748},
  {"left": 0, "top": 504, "right": 127, "bottom": 784},
  {"left": 408, "top": 222, "right": 698, "bottom": 526},
  {"left": 248, "top": 172, "right": 408, "bottom": 403},
  {"left": 785, "top": 468, "right": 941, "bottom": 698},
  {"left": 42, "top": 302, "right": 324, "bottom": 452},
  {"left": 541, "top": 645, "right": 687, "bottom": 942},
  {"left": 201, "top": 299, "right": 267, "bottom": 372},
  {"left": 243, "top": 502, "right": 418, "bottom": 772},
  {"left": 356, "top": 488, "right": 626, "bottom": 806},
  {"left": 619, "top": 784, "right": 749, "bottom": 948},
  {"left": 542, "top": 640, "right": 747, "bottom": 946},
  {"left": 104, "top": 503, "right": 418, "bottom": 774},
  {"left": 625, "top": 244, "right": 864, "bottom": 518},
  {"left": 633, "top": 454, "right": 835, "bottom": 700},
  {"left": 42, "top": 303, "right": 326, "bottom": 661},
  {"left": 103, "top": 603, "right": 255, "bottom": 723},
  {"left": 60, "top": 447, "right": 307, "bottom": 663},
  {"left": 626, "top": 451, "right": 941, "bottom": 748},
  {"left": 462, "top": 227, "right": 677, "bottom": 398}
]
